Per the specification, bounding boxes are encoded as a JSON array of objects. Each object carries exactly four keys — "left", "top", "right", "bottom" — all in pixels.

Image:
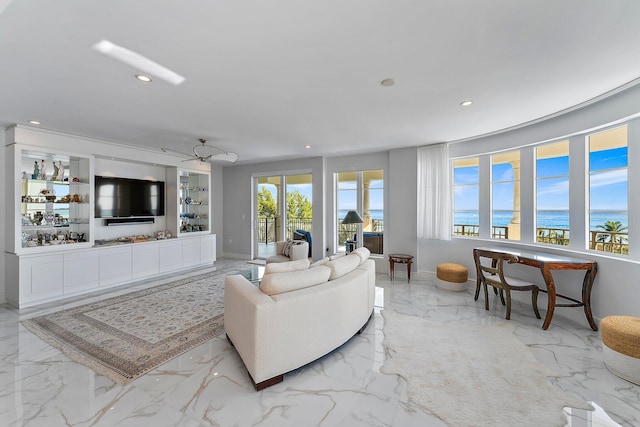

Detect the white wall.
[
  {"left": 0, "top": 128, "right": 6, "bottom": 304},
  {"left": 210, "top": 163, "right": 224, "bottom": 256},
  {"left": 388, "top": 147, "right": 418, "bottom": 265}
]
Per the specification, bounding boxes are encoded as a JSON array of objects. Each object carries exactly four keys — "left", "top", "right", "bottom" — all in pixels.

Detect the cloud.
[
  {"left": 590, "top": 169, "right": 627, "bottom": 188},
  {"left": 537, "top": 179, "right": 569, "bottom": 197}
]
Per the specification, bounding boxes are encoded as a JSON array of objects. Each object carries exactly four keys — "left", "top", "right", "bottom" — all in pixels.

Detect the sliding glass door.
[{"left": 254, "top": 173, "right": 312, "bottom": 259}]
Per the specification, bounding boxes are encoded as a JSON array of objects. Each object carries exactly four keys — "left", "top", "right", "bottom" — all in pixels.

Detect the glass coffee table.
[{"left": 237, "top": 266, "right": 265, "bottom": 285}]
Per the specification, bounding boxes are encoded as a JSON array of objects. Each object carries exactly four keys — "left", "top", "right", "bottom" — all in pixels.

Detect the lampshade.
[{"left": 342, "top": 210, "right": 364, "bottom": 225}]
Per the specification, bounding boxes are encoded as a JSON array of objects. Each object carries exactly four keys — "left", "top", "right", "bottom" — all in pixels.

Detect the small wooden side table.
[{"left": 388, "top": 254, "right": 414, "bottom": 283}]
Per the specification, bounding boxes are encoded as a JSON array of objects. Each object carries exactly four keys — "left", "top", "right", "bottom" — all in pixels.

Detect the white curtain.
[{"left": 417, "top": 143, "right": 451, "bottom": 240}]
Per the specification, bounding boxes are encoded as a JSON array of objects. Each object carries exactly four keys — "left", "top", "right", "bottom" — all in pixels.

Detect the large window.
[
  {"left": 589, "top": 126, "right": 628, "bottom": 255},
  {"left": 450, "top": 119, "right": 635, "bottom": 256},
  {"left": 336, "top": 170, "right": 384, "bottom": 254},
  {"left": 452, "top": 158, "right": 479, "bottom": 237},
  {"left": 491, "top": 150, "right": 520, "bottom": 240},
  {"left": 536, "top": 140, "right": 569, "bottom": 246}
]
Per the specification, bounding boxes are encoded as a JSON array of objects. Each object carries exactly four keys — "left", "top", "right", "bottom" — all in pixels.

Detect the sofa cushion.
[
  {"left": 260, "top": 266, "right": 331, "bottom": 296},
  {"left": 352, "top": 247, "right": 370, "bottom": 265},
  {"left": 283, "top": 239, "right": 305, "bottom": 257},
  {"left": 266, "top": 254, "right": 291, "bottom": 264},
  {"left": 329, "top": 253, "right": 346, "bottom": 261},
  {"left": 325, "top": 254, "right": 361, "bottom": 280},
  {"left": 264, "top": 258, "right": 310, "bottom": 274},
  {"left": 310, "top": 257, "right": 330, "bottom": 268}
]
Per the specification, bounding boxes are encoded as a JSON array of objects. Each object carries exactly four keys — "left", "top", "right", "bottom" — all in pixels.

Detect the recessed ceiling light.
[
  {"left": 93, "top": 40, "right": 185, "bottom": 85},
  {"left": 460, "top": 100, "right": 473, "bottom": 107},
  {"left": 380, "top": 78, "right": 395, "bottom": 87},
  {"left": 305, "top": 145, "right": 311, "bottom": 149},
  {"left": 135, "top": 74, "right": 152, "bottom": 82},
  {"left": 28, "top": 120, "right": 41, "bottom": 125}
]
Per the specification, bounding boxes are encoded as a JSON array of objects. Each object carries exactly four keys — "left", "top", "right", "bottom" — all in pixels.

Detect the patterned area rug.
[
  {"left": 22, "top": 269, "right": 231, "bottom": 385},
  {"left": 381, "top": 310, "right": 593, "bottom": 427}
]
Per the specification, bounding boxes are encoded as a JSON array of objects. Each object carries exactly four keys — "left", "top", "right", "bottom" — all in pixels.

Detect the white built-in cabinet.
[
  {"left": 6, "top": 234, "right": 216, "bottom": 308},
  {"left": 4, "top": 126, "right": 217, "bottom": 308}
]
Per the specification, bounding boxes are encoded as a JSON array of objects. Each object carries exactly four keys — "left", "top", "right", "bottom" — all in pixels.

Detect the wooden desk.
[
  {"left": 473, "top": 247, "right": 598, "bottom": 331},
  {"left": 388, "top": 254, "right": 414, "bottom": 283}
]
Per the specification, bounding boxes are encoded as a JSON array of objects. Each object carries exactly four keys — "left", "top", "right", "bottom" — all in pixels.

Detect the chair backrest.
[{"left": 474, "top": 249, "right": 519, "bottom": 284}]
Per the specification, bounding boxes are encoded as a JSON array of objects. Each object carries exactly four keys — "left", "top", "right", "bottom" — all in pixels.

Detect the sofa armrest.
[
  {"left": 289, "top": 241, "right": 309, "bottom": 261},
  {"left": 275, "top": 241, "right": 286, "bottom": 255},
  {"left": 224, "top": 275, "right": 275, "bottom": 378}
]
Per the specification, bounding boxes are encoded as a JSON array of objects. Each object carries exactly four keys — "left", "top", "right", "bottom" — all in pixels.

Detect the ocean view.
[
  {"left": 454, "top": 211, "right": 628, "bottom": 230},
  {"left": 341, "top": 209, "right": 628, "bottom": 230},
  {"left": 339, "top": 209, "right": 384, "bottom": 220}
]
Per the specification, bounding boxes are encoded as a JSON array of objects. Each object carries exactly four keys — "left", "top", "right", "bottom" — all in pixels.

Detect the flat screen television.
[{"left": 95, "top": 176, "right": 165, "bottom": 218}]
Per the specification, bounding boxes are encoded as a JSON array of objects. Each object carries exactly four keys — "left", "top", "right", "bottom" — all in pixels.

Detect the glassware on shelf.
[
  {"left": 44, "top": 212, "right": 55, "bottom": 224},
  {"left": 39, "top": 188, "right": 56, "bottom": 201},
  {"left": 33, "top": 211, "right": 44, "bottom": 225}
]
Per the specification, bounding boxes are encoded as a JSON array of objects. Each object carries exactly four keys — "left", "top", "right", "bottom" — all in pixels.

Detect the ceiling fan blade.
[
  {"left": 161, "top": 147, "right": 195, "bottom": 159},
  {"left": 211, "top": 152, "right": 239, "bottom": 163},
  {"left": 193, "top": 144, "right": 224, "bottom": 158},
  {"left": 164, "top": 140, "right": 239, "bottom": 163}
]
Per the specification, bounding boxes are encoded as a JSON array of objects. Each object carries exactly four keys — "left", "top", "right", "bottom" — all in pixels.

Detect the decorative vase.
[
  {"left": 44, "top": 212, "right": 55, "bottom": 224},
  {"left": 34, "top": 211, "right": 43, "bottom": 225}
]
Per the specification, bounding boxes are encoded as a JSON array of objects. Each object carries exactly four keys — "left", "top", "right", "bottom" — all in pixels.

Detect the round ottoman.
[
  {"left": 601, "top": 316, "right": 640, "bottom": 385},
  {"left": 436, "top": 263, "right": 468, "bottom": 292}
]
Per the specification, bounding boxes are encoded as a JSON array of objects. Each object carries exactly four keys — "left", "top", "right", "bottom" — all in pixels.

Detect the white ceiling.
[{"left": 1, "top": 1, "right": 640, "bottom": 164}]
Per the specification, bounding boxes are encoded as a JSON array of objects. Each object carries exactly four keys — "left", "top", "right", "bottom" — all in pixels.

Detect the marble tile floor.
[{"left": 1, "top": 257, "right": 639, "bottom": 426}]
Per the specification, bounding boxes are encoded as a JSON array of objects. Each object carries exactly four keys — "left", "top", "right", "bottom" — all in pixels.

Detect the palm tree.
[{"left": 596, "top": 220, "right": 628, "bottom": 251}]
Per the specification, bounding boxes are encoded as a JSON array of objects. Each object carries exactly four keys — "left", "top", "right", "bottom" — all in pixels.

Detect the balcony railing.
[
  {"left": 257, "top": 217, "right": 313, "bottom": 244},
  {"left": 589, "top": 230, "right": 629, "bottom": 255},
  {"left": 338, "top": 219, "right": 385, "bottom": 246},
  {"left": 453, "top": 224, "right": 628, "bottom": 254},
  {"left": 537, "top": 227, "right": 570, "bottom": 246},
  {"left": 258, "top": 217, "right": 385, "bottom": 248},
  {"left": 453, "top": 225, "right": 508, "bottom": 239}
]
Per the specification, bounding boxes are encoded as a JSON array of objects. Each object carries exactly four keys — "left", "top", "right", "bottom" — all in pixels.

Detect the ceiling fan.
[{"left": 161, "top": 138, "right": 239, "bottom": 163}]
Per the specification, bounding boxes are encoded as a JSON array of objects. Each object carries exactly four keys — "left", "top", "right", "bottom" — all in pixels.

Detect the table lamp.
[{"left": 342, "top": 210, "right": 363, "bottom": 253}]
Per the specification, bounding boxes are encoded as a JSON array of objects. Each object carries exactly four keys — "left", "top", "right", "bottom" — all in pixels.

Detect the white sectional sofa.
[
  {"left": 224, "top": 248, "right": 375, "bottom": 390},
  {"left": 265, "top": 240, "right": 309, "bottom": 264}
]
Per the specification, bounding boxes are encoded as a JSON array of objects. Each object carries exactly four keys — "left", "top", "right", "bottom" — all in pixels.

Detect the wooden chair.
[{"left": 473, "top": 249, "right": 541, "bottom": 320}]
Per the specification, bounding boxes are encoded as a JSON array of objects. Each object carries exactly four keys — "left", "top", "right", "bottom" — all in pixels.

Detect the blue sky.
[
  {"left": 337, "top": 179, "right": 384, "bottom": 211},
  {"left": 454, "top": 146, "right": 628, "bottom": 212},
  {"left": 260, "top": 178, "right": 384, "bottom": 212}
]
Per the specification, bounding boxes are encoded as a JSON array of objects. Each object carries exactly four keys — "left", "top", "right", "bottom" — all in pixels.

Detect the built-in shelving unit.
[
  {"left": 11, "top": 149, "right": 93, "bottom": 252},
  {"left": 178, "top": 170, "right": 211, "bottom": 235},
  {"left": 4, "top": 125, "right": 216, "bottom": 308},
  {"left": 20, "top": 178, "right": 91, "bottom": 246}
]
